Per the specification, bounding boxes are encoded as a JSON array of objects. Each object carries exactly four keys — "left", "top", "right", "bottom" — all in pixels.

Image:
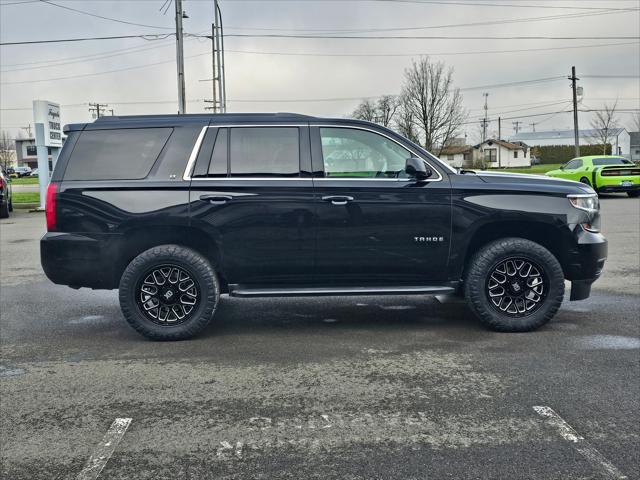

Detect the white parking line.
[
  {"left": 533, "top": 406, "right": 628, "bottom": 480},
  {"left": 76, "top": 418, "right": 132, "bottom": 480}
]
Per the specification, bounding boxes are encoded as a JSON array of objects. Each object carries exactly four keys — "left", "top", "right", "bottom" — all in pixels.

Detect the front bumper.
[{"left": 564, "top": 227, "right": 607, "bottom": 301}]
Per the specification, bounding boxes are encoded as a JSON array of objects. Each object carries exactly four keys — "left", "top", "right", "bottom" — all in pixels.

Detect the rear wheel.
[
  {"left": 464, "top": 238, "right": 564, "bottom": 332},
  {"left": 119, "top": 244, "right": 219, "bottom": 340},
  {"left": 579, "top": 177, "right": 591, "bottom": 187},
  {"left": 628, "top": 191, "right": 639, "bottom": 198}
]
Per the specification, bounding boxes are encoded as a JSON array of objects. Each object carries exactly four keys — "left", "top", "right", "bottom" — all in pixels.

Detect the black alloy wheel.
[
  {"left": 485, "top": 257, "right": 547, "bottom": 317},
  {"left": 136, "top": 264, "right": 200, "bottom": 325}
]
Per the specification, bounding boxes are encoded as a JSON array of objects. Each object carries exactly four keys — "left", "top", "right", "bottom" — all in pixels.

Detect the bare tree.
[
  {"left": 631, "top": 112, "right": 640, "bottom": 132},
  {"left": 375, "top": 95, "right": 399, "bottom": 127},
  {"left": 394, "top": 94, "right": 420, "bottom": 144},
  {"left": 351, "top": 95, "right": 399, "bottom": 128},
  {"left": 351, "top": 99, "right": 377, "bottom": 122},
  {"left": 400, "top": 57, "right": 467, "bottom": 156},
  {"left": 589, "top": 101, "right": 619, "bottom": 154},
  {"left": 0, "top": 130, "right": 16, "bottom": 172}
]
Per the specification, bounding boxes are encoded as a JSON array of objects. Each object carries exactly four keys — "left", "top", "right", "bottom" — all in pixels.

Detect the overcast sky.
[{"left": 1, "top": 0, "right": 638, "bottom": 142}]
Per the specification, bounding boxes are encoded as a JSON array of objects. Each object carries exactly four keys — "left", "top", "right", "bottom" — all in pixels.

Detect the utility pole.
[
  {"left": 211, "top": 2, "right": 218, "bottom": 113},
  {"left": 21, "top": 124, "right": 32, "bottom": 137},
  {"left": 175, "top": 0, "right": 186, "bottom": 114},
  {"left": 569, "top": 65, "right": 580, "bottom": 157},
  {"left": 207, "top": 1, "right": 226, "bottom": 113},
  {"left": 498, "top": 116, "right": 501, "bottom": 168},
  {"left": 529, "top": 122, "right": 537, "bottom": 132},
  {"left": 512, "top": 121, "right": 522, "bottom": 134},
  {"left": 89, "top": 103, "right": 108, "bottom": 119},
  {"left": 482, "top": 92, "right": 489, "bottom": 142}
]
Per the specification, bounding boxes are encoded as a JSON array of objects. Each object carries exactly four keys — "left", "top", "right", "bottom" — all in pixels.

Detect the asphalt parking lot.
[{"left": 1, "top": 196, "right": 638, "bottom": 480}]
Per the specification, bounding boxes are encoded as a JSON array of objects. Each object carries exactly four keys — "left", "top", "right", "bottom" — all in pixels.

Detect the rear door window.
[
  {"left": 64, "top": 128, "right": 172, "bottom": 180},
  {"left": 229, "top": 127, "right": 300, "bottom": 177}
]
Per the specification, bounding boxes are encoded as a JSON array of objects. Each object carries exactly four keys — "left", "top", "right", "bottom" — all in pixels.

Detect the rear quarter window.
[{"left": 63, "top": 128, "right": 172, "bottom": 180}]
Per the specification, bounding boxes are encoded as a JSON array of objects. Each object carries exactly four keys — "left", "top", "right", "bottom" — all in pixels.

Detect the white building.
[
  {"left": 509, "top": 128, "right": 630, "bottom": 157},
  {"left": 439, "top": 145, "right": 474, "bottom": 168},
  {"left": 476, "top": 139, "right": 531, "bottom": 168}
]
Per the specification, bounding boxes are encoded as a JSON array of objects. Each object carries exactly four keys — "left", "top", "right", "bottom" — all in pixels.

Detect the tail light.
[
  {"left": 602, "top": 168, "right": 640, "bottom": 176},
  {"left": 45, "top": 182, "right": 58, "bottom": 231}
]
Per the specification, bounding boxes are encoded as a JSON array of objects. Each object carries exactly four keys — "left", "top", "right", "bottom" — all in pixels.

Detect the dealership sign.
[{"left": 33, "top": 100, "right": 62, "bottom": 147}]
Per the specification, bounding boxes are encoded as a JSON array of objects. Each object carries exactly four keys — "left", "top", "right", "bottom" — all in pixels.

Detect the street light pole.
[{"left": 175, "top": 0, "right": 186, "bottom": 114}]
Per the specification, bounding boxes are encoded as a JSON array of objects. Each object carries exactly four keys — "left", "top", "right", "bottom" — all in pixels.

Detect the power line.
[
  {"left": 221, "top": 8, "right": 637, "bottom": 33},
  {"left": 0, "top": 49, "right": 213, "bottom": 85},
  {"left": 203, "top": 33, "right": 640, "bottom": 40},
  {"left": 38, "top": 0, "right": 174, "bottom": 30},
  {"left": 209, "top": 0, "right": 640, "bottom": 11},
  {"left": 218, "top": 41, "right": 639, "bottom": 58},
  {"left": 0, "top": 33, "right": 173, "bottom": 46}
]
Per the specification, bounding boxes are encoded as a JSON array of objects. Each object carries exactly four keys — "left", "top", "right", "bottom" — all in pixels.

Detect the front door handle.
[
  {"left": 322, "top": 195, "right": 354, "bottom": 206},
  {"left": 199, "top": 194, "right": 233, "bottom": 205}
]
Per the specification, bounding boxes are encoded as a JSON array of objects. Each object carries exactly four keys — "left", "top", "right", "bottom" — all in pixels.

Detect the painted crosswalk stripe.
[
  {"left": 533, "top": 406, "right": 627, "bottom": 480},
  {"left": 76, "top": 418, "right": 132, "bottom": 480}
]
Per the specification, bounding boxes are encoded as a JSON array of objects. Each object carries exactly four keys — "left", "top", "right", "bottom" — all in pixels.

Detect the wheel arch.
[
  {"left": 460, "top": 220, "right": 570, "bottom": 280},
  {"left": 114, "top": 225, "right": 228, "bottom": 292}
]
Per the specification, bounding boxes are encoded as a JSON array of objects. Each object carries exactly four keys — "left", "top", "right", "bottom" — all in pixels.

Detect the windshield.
[{"left": 592, "top": 157, "right": 632, "bottom": 166}]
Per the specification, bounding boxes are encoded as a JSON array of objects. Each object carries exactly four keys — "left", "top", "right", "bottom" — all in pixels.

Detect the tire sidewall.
[
  {"left": 465, "top": 238, "right": 564, "bottom": 332},
  {"left": 119, "top": 245, "right": 219, "bottom": 340}
]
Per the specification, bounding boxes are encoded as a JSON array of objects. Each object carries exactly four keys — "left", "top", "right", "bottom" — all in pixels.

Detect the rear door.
[
  {"left": 188, "top": 124, "right": 316, "bottom": 286},
  {"left": 311, "top": 125, "right": 452, "bottom": 286}
]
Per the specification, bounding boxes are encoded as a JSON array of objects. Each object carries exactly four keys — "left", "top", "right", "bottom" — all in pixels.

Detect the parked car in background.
[
  {"left": 13, "top": 166, "right": 32, "bottom": 178},
  {"left": 0, "top": 168, "right": 13, "bottom": 218},
  {"left": 41, "top": 113, "right": 607, "bottom": 340},
  {"left": 546, "top": 156, "right": 640, "bottom": 198},
  {"left": 31, "top": 168, "right": 39, "bottom": 177}
]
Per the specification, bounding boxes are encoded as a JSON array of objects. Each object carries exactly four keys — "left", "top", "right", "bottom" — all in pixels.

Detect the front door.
[
  {"left": 311, "top": 125, "right": 451, "bottom": 286},
  {"left": 188, "top": 124, "right": 316, "bottom": 286}
]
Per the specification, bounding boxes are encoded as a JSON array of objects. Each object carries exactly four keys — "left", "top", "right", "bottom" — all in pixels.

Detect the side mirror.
[{"left": 405, "top": 157, "right": 432, "bottom": 181}]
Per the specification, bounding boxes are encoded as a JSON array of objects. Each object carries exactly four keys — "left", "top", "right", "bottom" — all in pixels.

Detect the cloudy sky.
[{"left": 1, "top": 0, "right": 638, "bottom": 142}]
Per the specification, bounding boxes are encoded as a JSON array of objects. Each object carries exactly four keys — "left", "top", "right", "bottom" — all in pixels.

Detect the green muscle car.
[{"left": 546, "top": 156, "right": 640, "bottom": 197}]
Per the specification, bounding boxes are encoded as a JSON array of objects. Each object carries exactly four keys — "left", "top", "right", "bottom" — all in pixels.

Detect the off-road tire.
[
  {"left": 119, "top": 244, "right": 219, "bottom": 340},
  {"left": 464, "top": 237, "right": 564, "bottom": 332}
]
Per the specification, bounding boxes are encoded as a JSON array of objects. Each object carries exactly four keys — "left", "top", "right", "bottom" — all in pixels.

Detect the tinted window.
[
  {"left": 320, "top": 127, "right": 410, "bottom": 178},
  {"left": 65, "top": 128, "right": 172, "bottom": 180},
  {"left": 564, "top": 159, "right": 582, "bottom": 169},
  {"left": 192, "top": 128, "right": 217, "bottom": 177},
  {"left": 209, "top": 128, "right": 228, "bottom": 175},
  {"left": 229, "top": 127, "right": 299, "bottom": 177},
  {"left": 592, "top": 157, "right": 632, "bottom": 166}
]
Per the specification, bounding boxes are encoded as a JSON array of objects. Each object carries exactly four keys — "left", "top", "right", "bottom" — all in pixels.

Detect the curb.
[{"left": 13, "top": 203, "right": 40, "bottom": 210}]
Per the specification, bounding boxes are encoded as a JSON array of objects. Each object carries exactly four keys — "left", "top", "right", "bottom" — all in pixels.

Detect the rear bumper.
[
  {"left": 40, "top": 232, "right": 119, "bottom": 289},
  {"left": 596, "top": 184, "right": 640, "bottom": 193}
]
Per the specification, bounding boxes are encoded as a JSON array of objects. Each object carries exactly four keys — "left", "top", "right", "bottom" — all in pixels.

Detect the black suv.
[{"left": 40, "top": 113, "right": 607, "bottom": 340}]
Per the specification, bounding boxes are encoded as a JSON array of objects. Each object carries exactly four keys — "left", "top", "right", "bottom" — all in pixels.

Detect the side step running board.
[{"left": 229, "top": 285, "right": 455, "bottom": 298}]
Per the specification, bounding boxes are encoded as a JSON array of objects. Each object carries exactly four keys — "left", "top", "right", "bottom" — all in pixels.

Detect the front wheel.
[
  {"left": 464, "top": 238, "right": 564, "bottom": 332},
  {"left": 0, "top": 201, "right": 9, "bottom": 218},
  {"left": 628, "top": 191, "right": 639, "bottom": 198},
  {"left": 119, "top": 245, "right": 220, "bottom": 340}
]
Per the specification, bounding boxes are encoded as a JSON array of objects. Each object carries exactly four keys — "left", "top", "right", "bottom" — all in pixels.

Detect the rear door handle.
[
  {"left": 199, "top": 194, "right": 233, "bottom": 205},
  {"left": 322, "top": 195, "right": 354, "bottom": 206}
]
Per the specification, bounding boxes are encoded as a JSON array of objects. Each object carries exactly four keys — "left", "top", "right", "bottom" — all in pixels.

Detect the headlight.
[{"left": 568, "top": 194, "right": 599, "bottom": 212}]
